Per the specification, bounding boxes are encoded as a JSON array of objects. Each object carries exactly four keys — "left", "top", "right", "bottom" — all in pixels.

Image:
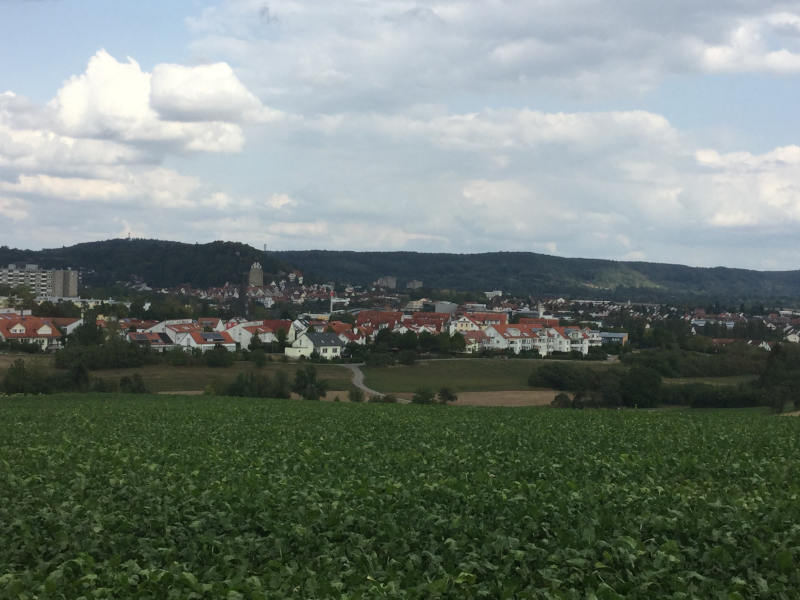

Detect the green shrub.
[
  {"left": 437, "top": 387, "right": 458, "bottom": 403},
  {"left": 411, "top": 388, "right": 435, "bottom": 404},
  {"left": 348, "top": 388, "right": 365, "bottom": 403}
]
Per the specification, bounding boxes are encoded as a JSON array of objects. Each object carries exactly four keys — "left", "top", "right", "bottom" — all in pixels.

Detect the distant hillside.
[
  {"left": 0, "top": 239, "right": 286, "bottom": 289},
  {"left": 271, "top": 250, "right": 800, "bottom": 303},
  {"left": 2, "top": 240, "right": 800, "bottom": 302}
]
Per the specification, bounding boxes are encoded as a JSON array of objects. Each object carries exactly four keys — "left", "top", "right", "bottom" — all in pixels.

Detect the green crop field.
[
  {"left": 2, "top": 396, "right": 799, "bottom": 598},
  {"left": 363, "top": 358, "right": 618, "bottom": 393}
]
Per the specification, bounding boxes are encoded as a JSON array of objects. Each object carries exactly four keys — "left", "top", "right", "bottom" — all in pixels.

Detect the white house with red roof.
[
  {"left": 127, "top": 331, "right": 175, "bottom": 352},
  {"left": 180, "top": 330, "right": 236, "bottom": 352},
  {"left": 197, "top": 317, "right": 224, "bottom": 332},
  {"left": 0, "top": 316, "right": 63, "bottom": 350}
]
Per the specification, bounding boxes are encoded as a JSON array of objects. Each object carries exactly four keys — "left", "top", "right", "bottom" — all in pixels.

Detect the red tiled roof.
[{"left": 0, "top": 317, "right": 62, "bottom": 340}]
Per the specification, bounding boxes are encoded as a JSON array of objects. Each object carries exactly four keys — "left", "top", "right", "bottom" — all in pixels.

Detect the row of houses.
[{"left": 0, "top": 308, "right": 626, "bottom": 359}]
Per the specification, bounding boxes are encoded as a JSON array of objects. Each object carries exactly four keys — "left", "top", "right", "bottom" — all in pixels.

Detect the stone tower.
[{"left": 248, "top": 262, "right": 264, "bottom": 287}]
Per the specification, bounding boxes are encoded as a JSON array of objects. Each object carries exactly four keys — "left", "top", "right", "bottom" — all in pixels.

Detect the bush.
[
  {"left": 348, "top": 388, "right": 365, "bottom": 403},
  {"left": 369, "top": 394, "right": 398, "bottom": 403},
  {"left": 55, "top": 339, "right": 155, "bottom": 370},
  {"left": 119, "top": 373, "right": 149, "bottom": 394},
  {"left": 365, "top": 352, "right": 395, "bottom": 367},
  {"left": 437, "top": 387, "right": 458, "bottom": 403},
  {"left": 411, "top": 388, "right": 435, "bottom": 404},
  {"left": 292, "top": 365, "right": 328, "bottom": 400},
  {"left": 224, "top": 370, "right": 292, "bottom": 399},
  {"left": 551, "top": 392, "right": 572, "bottom": 408},
  {"left": 398, "top": 350, "right": 417, "bottom": 365},
  {"left": 204, "top": 346, "right": 234, "bottom": 368},
  {"left": 251, "top": 349, "right": 267, "bottom": 368}
]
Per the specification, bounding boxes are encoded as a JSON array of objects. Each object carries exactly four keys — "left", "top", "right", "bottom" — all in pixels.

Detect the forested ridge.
[
  {"left": 0, "top": 239, "right": 287, "bottom": 289},
  {"left": 3, "top": 239, "right": 800, "bottom": 301},
  {"left": 274, "top": 249, "right": 800, "bottom": 302}
]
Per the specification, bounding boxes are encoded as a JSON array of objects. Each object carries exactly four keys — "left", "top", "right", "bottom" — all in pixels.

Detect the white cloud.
[
  {"left": 47, "top": 49, "right": 278, "bottom": 153},
  {"left": 700, "top": 15, "right": 800, "bottom": 73},
  {"left": 151, "top": 61, "right": 283, "bottom": 123},
  {"left": 266, "top": 193, "right": 295, "bottom": 209},
  {"left": 0, "top": 196, "right": 29, "bottom": 220},
  {"left": 0, "top": 167, "right": 202, "bottom": 208},
  {"left": 186, "top": 1, "right": 800, "bottom": 109}
]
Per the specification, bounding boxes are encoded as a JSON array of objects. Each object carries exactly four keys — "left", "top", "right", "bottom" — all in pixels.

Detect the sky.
[{"left": 2, "top": 1, "right": 800, "bottom": 270}]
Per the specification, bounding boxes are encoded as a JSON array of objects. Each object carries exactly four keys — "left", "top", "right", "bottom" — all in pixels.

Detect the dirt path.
[{"left": 341, "top": 363, "right": 384, "bottom": 398}]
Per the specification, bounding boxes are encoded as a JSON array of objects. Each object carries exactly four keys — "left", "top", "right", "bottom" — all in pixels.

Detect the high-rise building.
[
  {"left": 248, "top": 262, "right": 264, "bottom": 287},
  {"left": 52, "top": 269, "right": 79, "bottom": 297},
  {"left": 0, "top": 264, "right": 79, "bottom": 297}
]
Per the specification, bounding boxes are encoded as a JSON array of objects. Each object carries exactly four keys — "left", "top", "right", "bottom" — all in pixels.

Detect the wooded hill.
[
  {"left": 0, "top": 239, "right": 287, "bottom": 290},
  {"left": 2, "top": 239, "right": 800, "bottom": 302},
  {"left": 273, "top": 250, "right": 800, "bottom": 303}
]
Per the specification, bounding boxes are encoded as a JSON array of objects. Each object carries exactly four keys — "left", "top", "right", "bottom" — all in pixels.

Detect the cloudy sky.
[{"left": 2, "top": 0, "right": 800, "bottom": 269}]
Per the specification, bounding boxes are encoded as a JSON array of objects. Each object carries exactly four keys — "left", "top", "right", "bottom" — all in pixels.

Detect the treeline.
[
  {"left": 1, "top": 359, "right": 148, "bottom": 395},
  {"left": 533, "top": 343, "right": 800, "bottom": 411},
  {"left": 215, "top": 365, "right": 327, "bottom": 401},
  {"left": 620, "top": 346, "right": 767, "bottom": 378}
]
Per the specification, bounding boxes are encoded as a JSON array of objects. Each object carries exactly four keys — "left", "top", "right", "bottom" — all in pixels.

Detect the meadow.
[
  {"left": 2, "top": 395, "right": 799, "bottom": 598},
  {"left": 362, "top": 358, "right": 618, "bottom": 393}
]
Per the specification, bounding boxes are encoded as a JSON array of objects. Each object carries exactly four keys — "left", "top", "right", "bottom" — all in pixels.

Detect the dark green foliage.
[
  {"left": 118, "top": 374, "right": 149, "bottom": 394},
  {"left": 68, "top": 321, "right": 106, "bottom": 346},
  {"left": 271, "top": 249, "right": 800, "bottom": 301},
  {"left": 619, "top": 366, "right": 662, "bottom": 408},
  {"left": 529, "top": 363, "right": 591, "bottom": 391},
  {"left": 348, "top": 388, "right": 364, "bottom": 403},
  {"left": 1, "top": 359, "right": 30, "bottom": 394},
  {"left": 344, "top": 342, "right": 367, "bottom": 362},
  {"left": 292, "top": 365, "right": 328, "bottom": 400},
  {"left": 660, "top": 384, "right": 763, "bottom": 408},
  {"left": 365, "top": 352, "right": 394, "bottom": 367},
  {"left": 0, "top": 340, "right": 42, "bottom": 353},
  {"left": 368, "top": 394, "right": 398, "bottom": 403},
  {"left": 437, "top": 387, "right": 458, "bottom": 403},
  {"left": 621, "top": 346, "right": 767, "bottom": 378},
  {"left": 55, "top": 339, "right": 155, "bottom": 370},
  {"left": 0, "top": 239, "right": 287, "bottom": 289},
  {"left": 2, "top": 397, "right": 800, "bottom": 597},
  {"left": 223, "top": 370, "right": 291, "bottom": 399},
  {"left": 398, "top": 350, "right": 417, "bottom": 365},
  {"left": 224, "top": 371, "right": 276, "bottom": 398},
  {"left": 203, "top": 346, "right": 234, "bottom": 368},
  {"left": 411, "top": 388, "right": 435, "bottom": 404},
  {"left": 251, "top": 349, "right": 267, "bottom": 368},
  {"left": 757, "top": 343, "right": 800, "bottom": 412},
  {"left": 586, "top": 345, "right": 608, "bottom": 360},
  {"left": 2, "top": 359, "right": 96, "bottom": 395},
  {"left": 6, "top": 239, "right": 800, "bottom": 299},
  {"left": 271, "top": 370, "right": 291, "bottom": 399},
  {"left": 552, "top": 392, "right": 572, "bottom": 408}
]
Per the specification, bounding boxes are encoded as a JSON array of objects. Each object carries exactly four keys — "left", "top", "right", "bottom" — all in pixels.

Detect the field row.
[{"left": 2, "top": 395, "right": 799, "bottom": 597}]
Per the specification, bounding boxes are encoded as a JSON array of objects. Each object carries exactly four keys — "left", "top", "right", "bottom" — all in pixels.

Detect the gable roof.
[
  {"left": 190, "top": 330, "right": 235, "bottom": 345},
  {"left": 304, "top": 332, "right": 345, "bottom": 348}
]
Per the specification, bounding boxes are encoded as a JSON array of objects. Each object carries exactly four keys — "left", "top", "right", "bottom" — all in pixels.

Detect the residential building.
[
  {"left": 285, "top": 332, "right": 345, "bottom": 359},
  {"left": 0, "top": 264, "right": 78, "bottom": 297}
]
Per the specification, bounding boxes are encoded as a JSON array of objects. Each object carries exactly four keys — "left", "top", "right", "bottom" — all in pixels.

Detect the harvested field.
[{"left": 450, "top": 389, "right": 555, "bottom": 406}]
